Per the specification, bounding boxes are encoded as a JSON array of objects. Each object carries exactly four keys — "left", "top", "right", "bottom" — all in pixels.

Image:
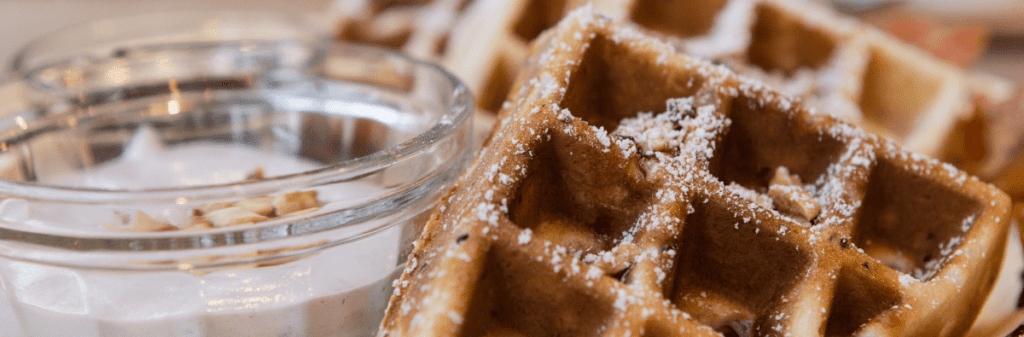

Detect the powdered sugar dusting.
[
  {"left": 613, "top": 97, "right": 730, "bottom": 163},
  {"left": 518, "top": 228, "right": 533, "bottom": 244}
]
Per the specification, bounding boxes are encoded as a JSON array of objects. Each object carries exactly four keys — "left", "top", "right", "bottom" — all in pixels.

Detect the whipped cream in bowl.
[{"left": 0, "top": 12, "right": 473, "bottom": 337}]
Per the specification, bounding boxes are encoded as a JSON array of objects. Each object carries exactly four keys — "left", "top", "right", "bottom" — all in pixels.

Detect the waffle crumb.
[{"left": 767, "top": 166, "right": 821, "bottom": 223}]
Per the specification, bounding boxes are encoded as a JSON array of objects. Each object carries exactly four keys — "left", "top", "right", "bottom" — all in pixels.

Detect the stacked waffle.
[
  {"left": 376, "top": 7, "right": 1012, "bottom": 337},
  {"left": 332, "top": 0, "right": 1023, "bottom": 198},
  {"left": 330, "top": 0, "right": 467, "bottom": 62},
  {"left": 329, "top": 0, "right": 499, "bottom": 145}
]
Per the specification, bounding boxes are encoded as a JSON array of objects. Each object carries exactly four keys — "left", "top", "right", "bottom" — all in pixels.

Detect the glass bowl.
[{"left": 0, "top": 11, "right": 473, "bottom": 337}]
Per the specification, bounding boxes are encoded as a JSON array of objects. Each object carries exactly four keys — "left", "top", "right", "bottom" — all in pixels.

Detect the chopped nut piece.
[
  {"left": 130, "top": 211, "right": 175, "bottom": 232},
  {"left": 203, "top": 206, "right": 269, "bottom": 227},
  {"left": 109, "top": 186, "right": 322, "bottom": 234},
  {"left": 102, "top": 211, "right": 176, "bottom": 233},
  {"left": 770, "top": 166, "right": 801, "bottom": 186},
  {"left": 768, "top": 167, "right": 821, "bottom": 222},
  {"left": 245, "top": 166, "right": 266, "bottom": 181},
  {"left": 769, "top": 184, "right": 820, "bottom": 221},
  {"left": 727, "top": 182, "right": 774, "bottom": 210},
  {"left": 237, "top": 196, "right": 275, "bottom": 216},
  {"left": 273, "top": 190, "right": 319, "bottom": 216},
  {"left": 194, "top": 202, "right": 233, "bottom": 216},
  {"left": 282, "top": 206, "right": 321, "bottom": 217},
  {"left": 183, "top": 221, "right": 213, "bottom": 231}
]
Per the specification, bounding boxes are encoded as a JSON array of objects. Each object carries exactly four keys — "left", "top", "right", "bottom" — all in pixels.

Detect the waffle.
[
  {"left": 440, "top": 0, "right": 590, "bottom": 114},
  {"left": 974, "top": 81, "right": 1024, "bottom": 199},
  {"left": 332, "top": 0, "right": 611, "bottom": 148},
  {"left": 377, "top": 7, "right": 1012, "bottom": 337},
  {"left": 353, "top": 0, "right": 1022, "bottom": 194},
  {"left": 329, "top": 0, "right": 501, "bottom": 146},
  {"left": 968, "top": 203, "right": 1024, "bottom": 337},
  {"left": 330, "top": 0, "right": 467, "bottom": 62},
  {"left": 330, "top": 0, "right": 581, "bottom": 149},
  {"left": 581, "top": 0, "right": 1024, "bottom": 181}
]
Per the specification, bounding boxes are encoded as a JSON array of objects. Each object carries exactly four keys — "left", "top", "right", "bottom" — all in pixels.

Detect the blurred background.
[
  {"left": 0, "top": 0, "right": 1019, "bottom": 80},
  {"left": 0, "top": 0, "right": 1018, "bottom": 81},
  {"left": 0, "top": 0, "right": 330, "bottom": 67},
  {"left": 849, "top": 0, "right": 1024, "bottom": 82}
]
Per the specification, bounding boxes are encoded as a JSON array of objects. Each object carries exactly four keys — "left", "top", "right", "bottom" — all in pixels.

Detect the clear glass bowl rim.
[
  {"left": 8, "top": 10, "right": 327, "bottom": 75},
  {"left": 0, "top": 36, "right": 473, "bottom": 205},
  {"left": 0, "top": 16, "right": 473, "bottom": 258}
]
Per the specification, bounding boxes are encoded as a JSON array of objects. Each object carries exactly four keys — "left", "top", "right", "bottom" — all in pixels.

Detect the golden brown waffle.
[
  {"left": 972, "top": 82, "right": 1024, "bottom": 199},
  {"left": 583, "top": 0, "right": 1024, "bottom": 178},
  {"left": 331, "top": 0, "right": 469, "bottom": 62},
  {"left": 329, "top": 0, "right": 503, "bottom": 147},
  {"left": 968, "top": 202, "right": 1024, "bottom": 336},
  {"left": 382, "top": 0, "right": 1021, "bottom": 195},
  {"left": 378, "top": 7, "right": 1012, "bottom": 337},
  {"left": 441, "top": 0, "right": 588, "bottom": 114},
  {"left": 330, "top": 0, "right": 587, "bottom": 148}
]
